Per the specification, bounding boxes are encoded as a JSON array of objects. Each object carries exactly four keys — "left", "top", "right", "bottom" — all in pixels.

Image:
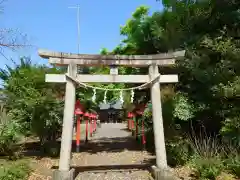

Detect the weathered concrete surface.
[
  {"left": 38, "top": 49, "right": 185, "bottom": 67},
  {"left": 91, "top": 123, "right": 131, "bottom": 139},
  {"left": 45, "top": 74, "right": 178, "bottom": 83},
  {"left": 58, "top": 64, "right": 77, "bottom": 171},
  {"left": 73, "top": 123, "right": 155, "bottom": 180},
  {"left": 151, "top": 165, "right": 180, "bottom": 180},
  {"left": 149, "top": 65, "right": 167, "bottom": 169},
  {"left": 53, "top": 168, "right": 75, "bottom": 180}
]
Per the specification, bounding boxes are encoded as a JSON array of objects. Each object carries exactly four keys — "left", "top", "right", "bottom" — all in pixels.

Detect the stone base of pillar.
[
  {"left": 150, "top": 165, "right": 179, "bottom": 180},
  {"left": 53, "top": 168, "right": 75, "bottom": 180}
]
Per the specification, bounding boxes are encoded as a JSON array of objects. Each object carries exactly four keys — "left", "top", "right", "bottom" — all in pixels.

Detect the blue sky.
[{"left": 1, "top": 0, "right": 163, "bottom": 67}]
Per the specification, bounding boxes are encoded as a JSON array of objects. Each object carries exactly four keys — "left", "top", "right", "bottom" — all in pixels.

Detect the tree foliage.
[
  {"left": 0, "top": 58, "right": 64, "bottom": 144},
  {"left": 109, "top": 0, "right": 240, "bottom": 145}
]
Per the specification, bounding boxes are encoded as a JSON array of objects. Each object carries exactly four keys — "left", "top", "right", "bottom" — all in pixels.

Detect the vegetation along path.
[{"left": 74, "top": 123, "right": 155, "bottom": 180}]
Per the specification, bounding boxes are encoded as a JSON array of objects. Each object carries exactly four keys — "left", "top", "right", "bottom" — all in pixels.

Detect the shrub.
[
  {"left": 187, "top": 132, "right": 225, "bottom": 179},
  {"left": 188, "top": 130, "right": 223, "bottom": 159},
  {"left": 0, "top": 110, "right": 22, "bottom": 159},
  {"left": 191, "top": 156, "right": 223, "bottom": 180},
  {"left": 0, "top": 159, "right": 31, "bottom": 180},
  {"left": 145, "top": 128, "right": 155, "bottom": 152},
  {"left": 221, "top": 116, "right": 240, "bottom": 147},
  {"left": 224, "top": 151, "right": 240, "bottom": 178},
  {"left": 166, "top": 137, "right": 190, "bottom": 166},
  {"left": 0, "top": 58, "right": 64, "bottom": 146},
  {"left": 42, "top": 140, "right": 60, "bottom": 157}
]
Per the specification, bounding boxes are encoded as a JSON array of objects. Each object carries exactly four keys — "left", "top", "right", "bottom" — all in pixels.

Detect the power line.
[{"left": 68, "top": 5, "right": 80, "bottom": 54}]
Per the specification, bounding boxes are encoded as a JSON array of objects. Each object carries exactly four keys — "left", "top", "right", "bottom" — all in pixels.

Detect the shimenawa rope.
[{"left": 65, "top": 73, "right": 160, "bottom": 91}]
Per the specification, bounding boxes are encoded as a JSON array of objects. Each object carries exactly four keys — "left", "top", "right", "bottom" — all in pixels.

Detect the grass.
[
  {"left": 186, "top": 132, "right": 239, "bottom": 179},
  {"left": 0, "top": 158, "right": 31, "bottom": 180},
  {"left": 0, "top": 123, "right": 97, "bottom": 180}
]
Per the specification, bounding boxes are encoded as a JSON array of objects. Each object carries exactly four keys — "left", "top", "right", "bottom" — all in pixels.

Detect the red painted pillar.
[
  {"left": 85, "top": 119, "right": 88, "bottom": 143},
  {"left": 135, "top": 118, "right": 138, "bottom": 140},
  {"left": 131, "top": 118, "right": 135, "bottom": 136},
  {"left": 94, "top": 114, "right": 97, "bottom": 131},
  {"left": 76, "top": 116, "right": 81, "bottom": 152},
  {"left": 90, "top": 117, "right": 93, "bottom": 137},
  {"left": 94, "top": 119, "right": 97, "bottom": 131},
  {"left": 127, "top": 112, "right": 133, "bottom": 130},
  {"left": 93, "top": 115, "right": 95, "bottom": 132},
  {"left": 84, "top": 112, "right": 90, "bottom": 143}
]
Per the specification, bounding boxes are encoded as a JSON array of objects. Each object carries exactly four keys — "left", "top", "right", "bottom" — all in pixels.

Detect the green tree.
[
  {"left": 109, "top": 0, "right": 240, "bottom": 143},
  {"left": 0, "top": 58, "right": 64, "bottom": 144}
]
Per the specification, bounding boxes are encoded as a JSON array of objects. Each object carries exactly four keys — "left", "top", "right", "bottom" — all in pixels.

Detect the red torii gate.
[
  {"left": 74, "top": 100, "right": 98, "bottom": 152},
  {"left": 128, "top": 104, "right": 146, "bottom": 149},
  {"left": 127, "top": 112, "right": 134, "bottom": 130},
  {"left": 135, "top": 104, "right": 147, "bottom": 149},
  {"left": 74, "top": 100, "right": 84, "bottom": 152},
  {"left": 127, "top": 103, "right": 147, "bottom": 149}
]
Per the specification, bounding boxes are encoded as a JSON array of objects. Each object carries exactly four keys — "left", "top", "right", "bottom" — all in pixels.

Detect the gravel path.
[{"left": 74, "top": 123, "right": 155, "bottom": 180}]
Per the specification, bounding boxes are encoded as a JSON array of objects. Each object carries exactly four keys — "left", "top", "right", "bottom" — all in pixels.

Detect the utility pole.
[
  {"left": 68, "top": 5, "right": 80, "bottom": 54},
  {"left": 68, "top": 5, "right": 81, "bottom": 152}
]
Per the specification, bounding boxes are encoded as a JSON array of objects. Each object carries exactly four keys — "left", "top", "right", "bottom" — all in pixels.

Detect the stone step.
[{"left": 76, "top": 170, "right": 154, "bottom": 180}]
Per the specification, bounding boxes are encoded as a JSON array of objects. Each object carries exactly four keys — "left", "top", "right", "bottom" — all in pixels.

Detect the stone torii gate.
[{"left": 39, "top": 49, "right": 185, "bottom": 180}]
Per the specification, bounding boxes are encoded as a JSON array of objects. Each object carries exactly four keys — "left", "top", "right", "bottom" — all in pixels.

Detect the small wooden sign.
[{"left": 110, "top": 67, "right": 118, "bottom": 75}]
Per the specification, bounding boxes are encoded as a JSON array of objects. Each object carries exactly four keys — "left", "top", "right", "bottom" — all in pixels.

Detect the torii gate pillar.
[
  {"left": 149, "top": 64, "right": 176, "bottom": 180},
  {"left": 149, "top": 64, "right": 167, "bottom": 168},
  {"left": 53, "top": 64, "right": 76, "bottom": 180}
]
